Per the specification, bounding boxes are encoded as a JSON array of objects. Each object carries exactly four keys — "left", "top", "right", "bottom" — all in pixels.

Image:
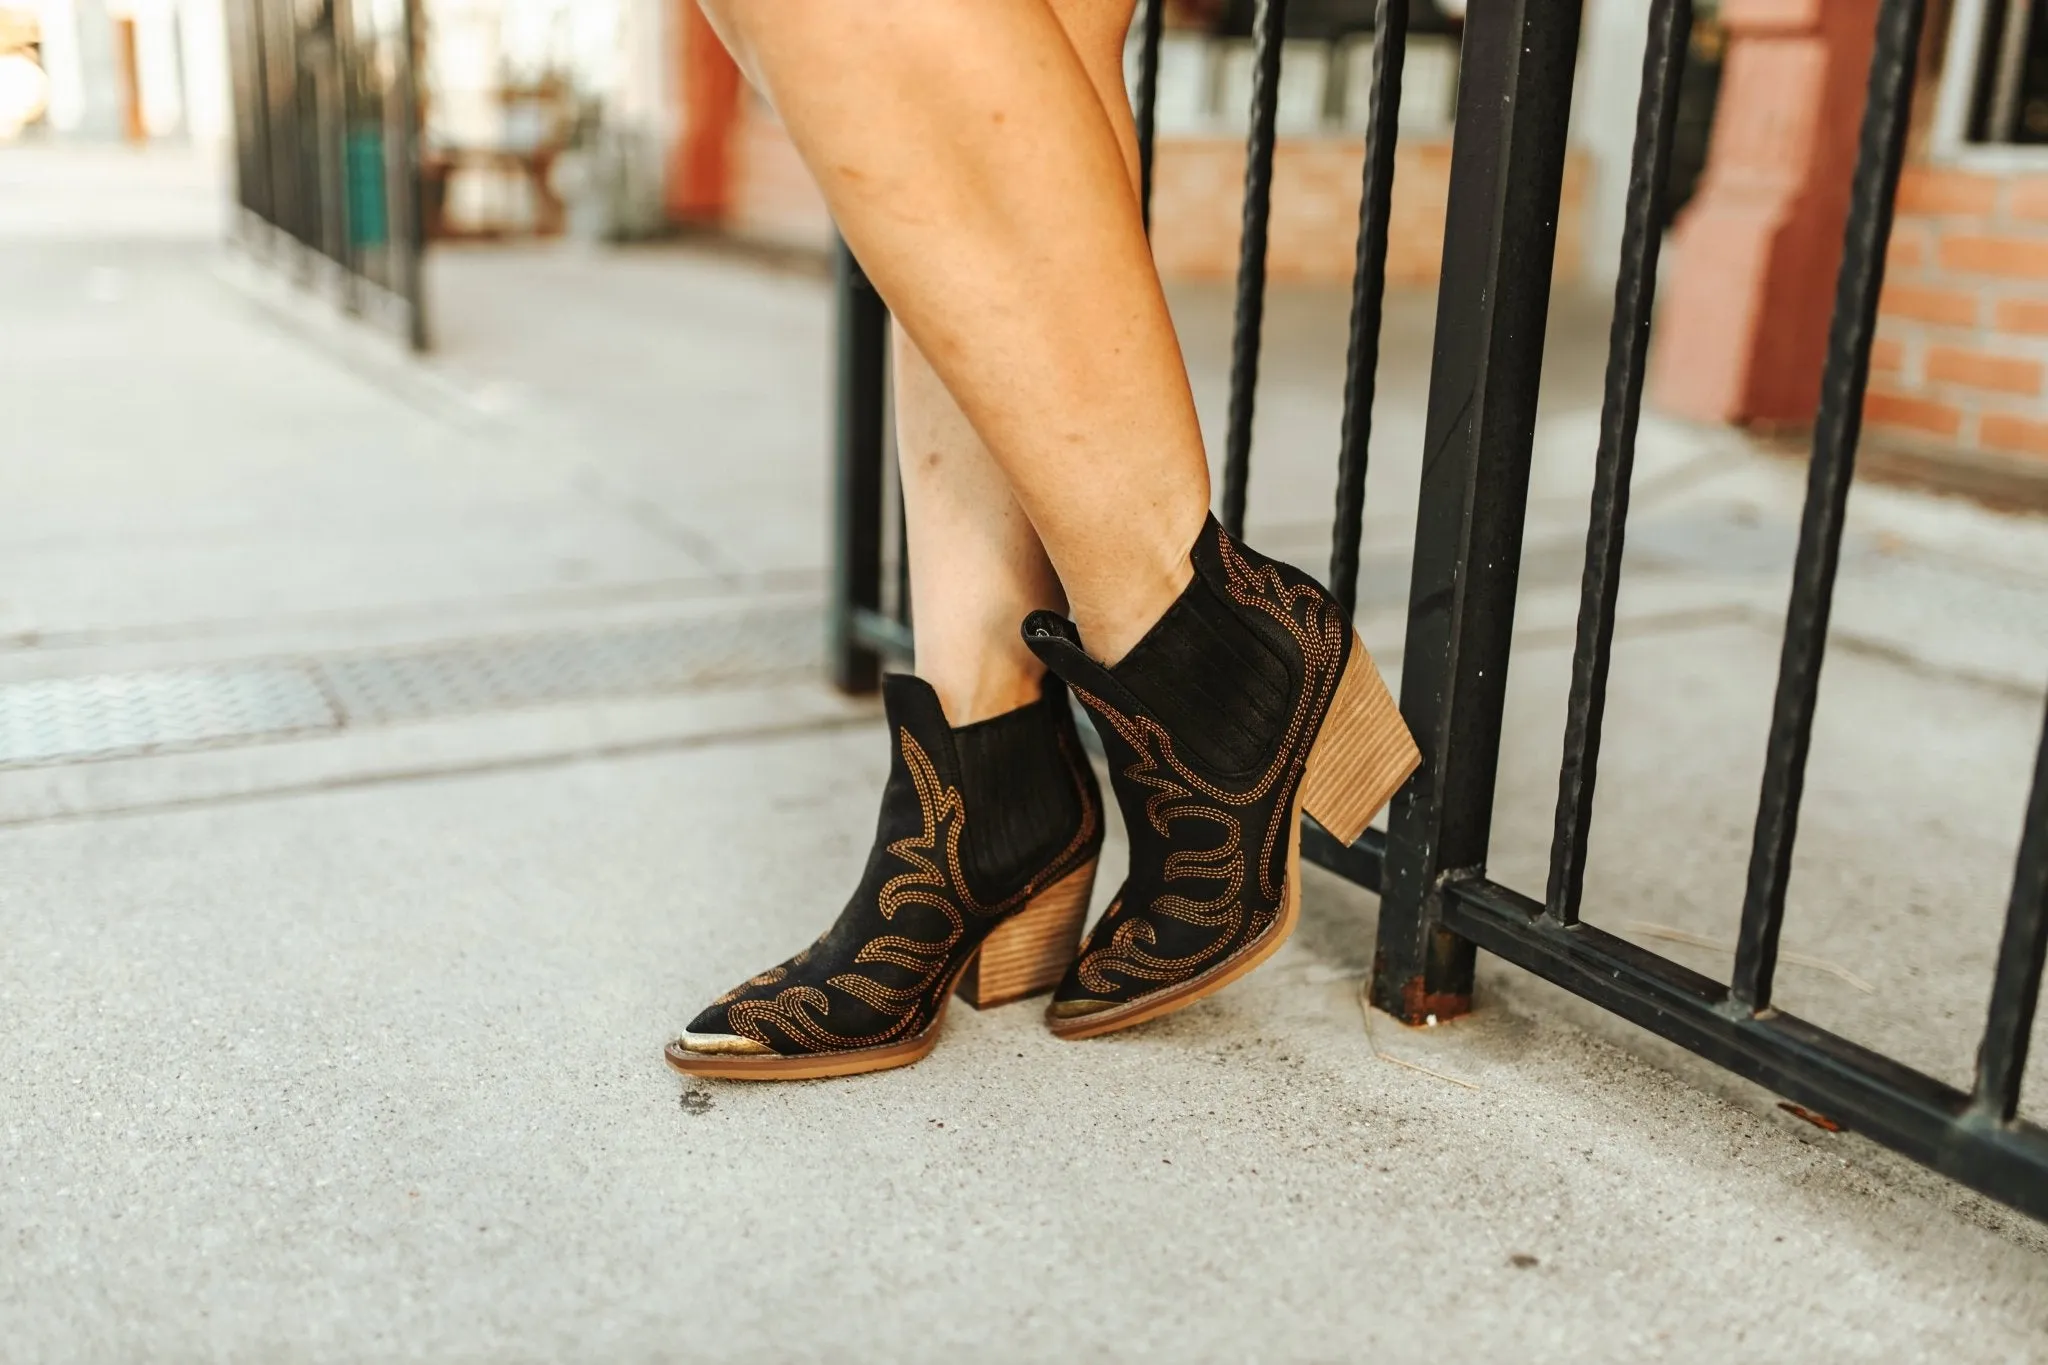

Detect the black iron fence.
[
  {"left": 829, "top": 0, "right": 2048, "bottom": 1221},
  {"left": 223, "top": 0, "right": 428, "bottom": 350}
]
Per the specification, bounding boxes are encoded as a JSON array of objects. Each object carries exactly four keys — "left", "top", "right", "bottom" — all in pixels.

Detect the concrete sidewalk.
[{"left": 3, "top": 147, "right": 2046, "bottom": 1362}]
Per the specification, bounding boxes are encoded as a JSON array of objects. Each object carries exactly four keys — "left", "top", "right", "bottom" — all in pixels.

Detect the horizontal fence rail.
[{"left": 826, "top": 0, "right": 2048, "bottom": 1221}]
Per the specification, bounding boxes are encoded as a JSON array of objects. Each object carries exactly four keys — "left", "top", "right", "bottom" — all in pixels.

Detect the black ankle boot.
[
  {"left": 1023, "top": 515, "right": 1417, "bottom": 1039},
  {"left": 668, "top": 672, "right": 1103, "bottom": 1079}
]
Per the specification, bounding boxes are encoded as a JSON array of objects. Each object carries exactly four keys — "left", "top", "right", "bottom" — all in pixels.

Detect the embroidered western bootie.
[
  {"left": 1022, "top": 515, "right": 1418, "bottom": 1039},
  {"left": 668, "top": 672, "right": 1102, "bottom": 1080}
]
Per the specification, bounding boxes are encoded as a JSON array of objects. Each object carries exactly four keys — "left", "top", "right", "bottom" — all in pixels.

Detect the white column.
[
  {"left": 70, "top": 0, "right": 122, "bottom": 136},
  {"left": 128, "top": 0, "right": 186, "bottom": 137},
  {"left": 174, "top": 0, "right": 227, "bottom": 146},
  {"left": 1571, "top": 0, "right": 1656, "bottom": 288},
  {"left": 34, "top": 0, "right": 83, "bottom": 132}
]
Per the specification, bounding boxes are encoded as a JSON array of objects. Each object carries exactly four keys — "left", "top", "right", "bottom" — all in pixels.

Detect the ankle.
[
  {"left": 921, "top": 659, "right": 1047, "bottom": 727},
  {"left": 1073, "top": 552, "right": 1195, "bottom": 665}
]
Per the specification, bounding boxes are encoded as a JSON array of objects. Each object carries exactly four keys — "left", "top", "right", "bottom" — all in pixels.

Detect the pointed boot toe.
[
  {"left": 668, "top": 1030, "right": 776, "bottom": 1058},
  {"left": 668, "top": 673, "right": 1104, "bottom": 1081},
  {"left": 1046, "top": 996, "right": 1118, "bottom": 1021}
]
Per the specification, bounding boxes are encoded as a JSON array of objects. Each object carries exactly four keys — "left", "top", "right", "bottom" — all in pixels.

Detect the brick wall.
[
  {"left": 1867, "top": 163, "right": 2048, "bottom": 467},
  {"left": 1147, "top": 137, "right": 1588, "bottom": 286}
]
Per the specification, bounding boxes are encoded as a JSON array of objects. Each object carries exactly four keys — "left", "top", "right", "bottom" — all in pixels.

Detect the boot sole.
[
  {"left": 1047, "top": 632, "right": 1417, "bottom": 1041},
  {"left": 666, "top": 859, "right": 1098, "bottom": 1081}
]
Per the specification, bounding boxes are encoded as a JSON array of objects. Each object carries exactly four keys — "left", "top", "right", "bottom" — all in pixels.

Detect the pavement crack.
[{"left": 0, "top": 712, "right": 871, "bottom": 831}]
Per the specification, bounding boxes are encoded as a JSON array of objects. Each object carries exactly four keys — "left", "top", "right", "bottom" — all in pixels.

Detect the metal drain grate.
[
  {"left": 314, "top": 608, "right": 819, "bottom": 725},
  {"left": 0, "top": 604, "right": 823, "bottom": 768},
  {"left": 0, "top": 666, "right": 338, "bottom": 766}
]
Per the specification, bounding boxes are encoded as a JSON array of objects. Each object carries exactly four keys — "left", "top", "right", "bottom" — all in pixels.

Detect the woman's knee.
[
  {"left": 1049, "top": 0, "right": 1139, "bottom": 86},
  {"left": 693, "top": 0, "right": 767, "bottom": 93},
  {"left": 1046, "top": 0, "right": 1141, "bottom": 188}
]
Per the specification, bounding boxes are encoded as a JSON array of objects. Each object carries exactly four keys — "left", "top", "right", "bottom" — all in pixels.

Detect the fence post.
[
  {"left": 396, "top": 0, "right": 430, "bottom": 352},
  {"left": 1371, "top": 0, "right": 1584, "bottom": 1024},
  {"left": 830, "top": 239, "right": 889, "bottom": 694}
]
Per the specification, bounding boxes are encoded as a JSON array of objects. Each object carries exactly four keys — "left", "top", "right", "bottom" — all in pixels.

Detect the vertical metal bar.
[
  {"left": 1989, "top": 0, "right": 2034, "bottom": 143},
  {"left": 266, "top": 0, "right": 307, "bottom": 255},
  {"left": 394, "top": 0, "right": 429, "bottom": 351},
  {"left": 1219, "top": 0, "right": 1288, "bottom": 538},
  {"left": 880, "top": 322, "right": 909, "bottom": 633},
  {"left": 832, "top": 239, "right": 889, "bottom": 695},
  {"left": 261, "top": 0, "right": 294, "bottom": 238},
  {"left": 894, "top": 485, "right": 912, "bottom": 629},
  {"left": 376, "top": 5, "right": 405, "bottom": 294},
  {"left": 333, "top": 0, "right": 363, "bottom": 315},
  {"left": 1371, "top": 0, "right": 1584, "bottom": 1024},
  {"left": 1545, "top": 0, "right": 1693, "bottom": 926},
  {"left": 224, "top": 0, "right": 259, "bottom": 219},
  {"left": 313, "top": 18, "right": 349, "bottom": 287},
  {"left": 1327, "top": 0, "right": 1407, "bottom": 616},
  {"left": 1135, "top": 0, "right": 1167, "bottom": 231},
  {"left": 1732, "top": 0, "right": 1925, "bottom": 1011},
  {"left": 1973, "top": 699, "right": 2048, "bottom": 1122}
]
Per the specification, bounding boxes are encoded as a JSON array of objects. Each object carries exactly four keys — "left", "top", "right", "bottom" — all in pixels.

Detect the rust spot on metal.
[
  {"left": 1778, "top": 1101, "right": 1845, "bottom": 1133},
  {"left": 1397, "top": 978, "right": 1472, "bottom": 1027},
  {"left": 1369, "top": 955, "right": 1474, "bottom": 1025}
]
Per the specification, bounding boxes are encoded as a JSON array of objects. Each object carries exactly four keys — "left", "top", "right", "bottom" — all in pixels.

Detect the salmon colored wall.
[
  {"left": 1145, "top": 137, "right": 1587, "bottom": 286},
  {"left": 664, "top": 1, "right": 742, "bottom": 226},
  {"left": 1651, "top": 0, "right": 1881, "bottom": 427}
]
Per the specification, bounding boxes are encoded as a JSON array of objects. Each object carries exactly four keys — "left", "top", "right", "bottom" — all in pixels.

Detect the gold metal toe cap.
[
  {"left": 1047, "top": 997, "right": 1118, "bottom": 1020},
  {"left": 669, "top": 1031, "right": 775, "bottom": 1057}
]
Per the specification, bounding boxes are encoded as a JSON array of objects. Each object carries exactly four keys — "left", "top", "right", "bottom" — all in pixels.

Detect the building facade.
[
  {"left": 1655, "top": 0, "right": 2048, "bottom": 499},
  {"left": 8, "top": 0, "right": 228, "bottom": 144}
]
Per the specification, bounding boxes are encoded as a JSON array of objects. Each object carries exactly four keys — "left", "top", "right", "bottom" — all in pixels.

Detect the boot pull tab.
[
  {"left": 1021, "top": 612, "right": 1147, "bottom": 720},
  {"left": 1021, "top": 608, "right": 1091, "bottom": 664},
  {"left": 1024, "top": 609, "right": 1122, "bottom": 687}
]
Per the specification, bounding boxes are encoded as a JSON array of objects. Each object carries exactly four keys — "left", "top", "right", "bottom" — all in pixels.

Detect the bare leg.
[
  {"left": 892, "top": 338, "right": 1061, "bottom": 723},
  {"left": 700, "top": 0, "right": 1208, "bottom": 665},
  {"left": 673, "top": 1, "right": 1422, "bottom": 1074},
  {"left": 892, "top": 0, "right": 1143, "bottom": 723}
]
